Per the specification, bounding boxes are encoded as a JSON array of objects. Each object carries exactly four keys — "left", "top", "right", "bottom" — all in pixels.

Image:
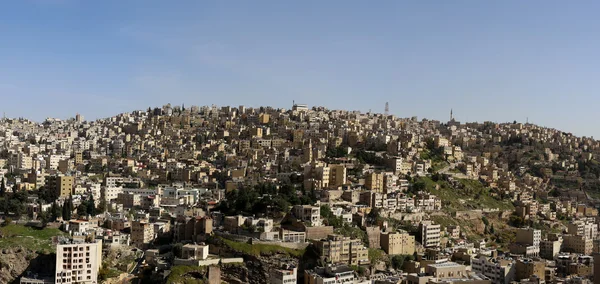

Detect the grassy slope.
[
  {"left": 220, "top": 237, "right": 305, "bottom": 257},
  {"left": 0, "top": 224, "right": 67, "bottom": 253},
  {"left": 419, "top": 177, "right": 514, "bottom": 213}
]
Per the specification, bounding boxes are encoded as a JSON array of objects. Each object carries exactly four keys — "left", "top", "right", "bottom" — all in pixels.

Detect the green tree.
[
  {"left": 97, "top": 198, "right": 107, "bottom": 213},
  {"left": 87, "top": 195, "right": 96, "bottom": 216},
  {"left": 63, "top": 195, "right": 73, "bottom": 220},
  {"left": 77, "top": 201, "right": 88, "bottom": 217},
  {"left": 50, "top": 201, "right": 60, "bottom": 221},
  {"left": 391, "top": 255, "right": 405, "bottom": 270},
  {"left": 0, "top": 177, "right": 5, "bottom": 197}
]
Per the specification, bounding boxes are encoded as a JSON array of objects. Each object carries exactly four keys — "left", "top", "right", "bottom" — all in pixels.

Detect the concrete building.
[
  {"left": 420, "top": 221, "right": 441, "bottom": 248},
  {"left": 540, "top": 240, "right": 561, "bottom": 260},
  {"left": 181, "top": 243, "right": 209, "bottom": 260},
  {"left": 131, "top": 220, "right": 154, "bottom": 248},
  {"left": 365, "top": 172, "right": 384, "bottom": 193},
  {"left": 563, "top": 235, "right": 593, "bottom": 255},
  {"left": 515, "top": 259, "right": 545, "bottom": 281},
  {"left": 568, "top": 220, "right": 598, "bottom": 240},
  {"left": 45, "top": 175, "right": 74, "bottom": 197},
  {"left": 516, "top": 228, "right": 541, "bottom": 247},
  {"left": 329, "top": 164, "right": 347, "bottom": 188},
  {"left": 380, "top": 231, "right": 415, "bottom": 255},
  {"left": 292, "top": 205, "right": 322, "bottom": 226},
  {"left": 425, "top": 262, "right": 467, "bottom": 279},
  {"left": 471, "top": 256, "right": 516, "bottom": 284},
  {"left": 312, "top": 234, "right": 369, "bottom": 266},
  {"left": 270, "top": 265, "right": 297, "bottom": 284},
  {"left": 55, "top": 239, "right": 102, "bottom": 284}
]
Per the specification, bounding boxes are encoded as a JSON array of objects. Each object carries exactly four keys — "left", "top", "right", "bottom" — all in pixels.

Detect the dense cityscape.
[{"left": 1, "top": 103, "right": 600, "bottom": 284}]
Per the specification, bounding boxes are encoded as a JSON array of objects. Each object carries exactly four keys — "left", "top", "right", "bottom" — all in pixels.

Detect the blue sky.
[{"left": 1, "top": 1, "right": 599, "bottom": 137}]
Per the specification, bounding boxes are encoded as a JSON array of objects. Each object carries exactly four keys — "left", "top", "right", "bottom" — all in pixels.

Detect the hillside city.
[{"left": 1, "top": 103, "right": 600, "bottom": 284}]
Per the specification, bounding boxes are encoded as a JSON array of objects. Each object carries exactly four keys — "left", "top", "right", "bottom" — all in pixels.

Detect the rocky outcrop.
[{"left": 0, "top": 246, "right": 41, "bottom": 284}]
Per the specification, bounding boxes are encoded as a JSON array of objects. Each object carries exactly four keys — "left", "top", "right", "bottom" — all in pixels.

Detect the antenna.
[{"left": 385, "top": 102, "right": 389, "bottom": 116}]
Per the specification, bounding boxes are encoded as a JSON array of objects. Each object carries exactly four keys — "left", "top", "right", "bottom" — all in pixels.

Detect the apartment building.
[
  {"left": 116, "top": 193, "right": 141, "bottom": 208},
  {"left": 568, "top": 220, "right": 598, "bottom": 240},
  {"left": 312, "top": 234, "right": 369, "bottom": 266},
  {"left": 471, "top": 256, "right": 516, "bottom": 284},
  {"left": 380, "top": 231, "right": 415, "bottom": 255},
  {"left": 292, "top": 205, "right": 322, "bottom": 226},
  {"left": 425, "top": 262, "right": 467, "bottom": 279},
  {"left": 511, "top": 228, "right": 541, "bottom": 257},
  {"left": 55, "top": 239, "right": 102, "bottom": 284},
  {"left": 45, "top": 175, "right": 74, "bottom": 197},
  {"left": 328, "top": 164, "right": 347, "bottom": 188},
  {"left": 420, "top": 221, "right": 441, "bottom": 248},
  {"left": 365, "top": 172, "right": 384, "bottom": 193},
  {"left": 563, "top": 235, "right": 593, "bottom": 255},
  {"left": 131, "top": 221, "right": 154, "bottom": 248},
  {"left": 515, "top": 259, "right": 545, "bottom": 281}
]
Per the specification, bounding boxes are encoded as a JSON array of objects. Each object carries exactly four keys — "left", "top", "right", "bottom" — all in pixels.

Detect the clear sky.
[{"left": 1, "top": 1, "right": 599, "bottom": 137}]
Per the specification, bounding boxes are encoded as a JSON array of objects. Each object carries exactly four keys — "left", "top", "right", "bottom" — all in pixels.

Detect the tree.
[
  {"left": 391, "top": 255, "right": 405, "bottom": 270},
  {"left": 50, "top": 201, "right": 60, "bottom": 222},
  {"left": 77, "top": 201, "right": 88, "bottom": 217},
  {"left": 8, "top": 199, "right": 24, "bottom": 218},
  {"left": 97, "top": 198, "right": 107, "bottom": 213},
  {"left": 391, "top": 255, "right": 414, "bottom": 270},
  {"left": 63, "top": 196, "right": 73, "bottom": 221},
  {"left": 0, "top": 178, "right": 5, "bottom": 197},
  {"left": 87, "top": 195, "right": 96, "bottom": 216}
]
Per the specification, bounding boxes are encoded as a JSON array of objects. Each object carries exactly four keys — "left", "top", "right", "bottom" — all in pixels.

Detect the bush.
[{"left": 2, "top": 217, "right": 12, "bottom": 227}]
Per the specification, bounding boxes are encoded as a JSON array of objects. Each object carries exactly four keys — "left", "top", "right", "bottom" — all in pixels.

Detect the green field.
[
  {"left": 0, "top": 224, "right": 67, "bottom": 253},
  {"left": 220, "top": 237, "right": 305, "bottom": 257},
  {"left": 418, "top": 177, "right": 514, "bottom": 212}
]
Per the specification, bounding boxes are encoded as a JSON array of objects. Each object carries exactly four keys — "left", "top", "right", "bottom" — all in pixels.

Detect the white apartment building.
[
  {"left": 420, "top": 221, "right": 441, "bottom": 248},
  {"left": 47, "top": 155, "right": 70, "bottom": 170},
  {"left": 55, "top": 239, "right": 102, "bottom": 284},
  {"left": 102, "top": 186, "right": 123, "bottom": 202},
  {"left": 292, "top": 205, "right": 322, "bottom": 226}
]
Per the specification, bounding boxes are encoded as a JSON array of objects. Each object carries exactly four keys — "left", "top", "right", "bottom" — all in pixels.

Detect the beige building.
[
  {"left": 312, "top": 234, "right": 369, "bottom": 266},
  {"left": 45, "top": 175, "right": 74, "bottom": 197},
  {"left": 515, "top": 259, "right": 545, "bottom": 281},
  {"left": 131, "top": 221, "right": 154, "bottom": 248},
  {"left": 55, "top": 239, "right": 102, "bottom": 284},
  {"left": 381, "top": 231, "right": 415, "bottom": 255},
  {"left": 365, "top": 172, "right": 384, "bottom": 193},
  {"left": 117, "top": 193, "right": 141, "bottom": 208},
  {"left": 425, "top": 262, "right": 467, "bottom": 279},
  {"left": 329, "top": 164, "right": 347, "bottom": 188},
  {"left": 563, "top": 235, "right": 593, "bottom": 255}
]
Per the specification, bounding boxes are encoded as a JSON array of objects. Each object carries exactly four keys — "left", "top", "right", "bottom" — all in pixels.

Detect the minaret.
[{"left": 450, "top": 109, "right": 453, "bottom": 121}]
